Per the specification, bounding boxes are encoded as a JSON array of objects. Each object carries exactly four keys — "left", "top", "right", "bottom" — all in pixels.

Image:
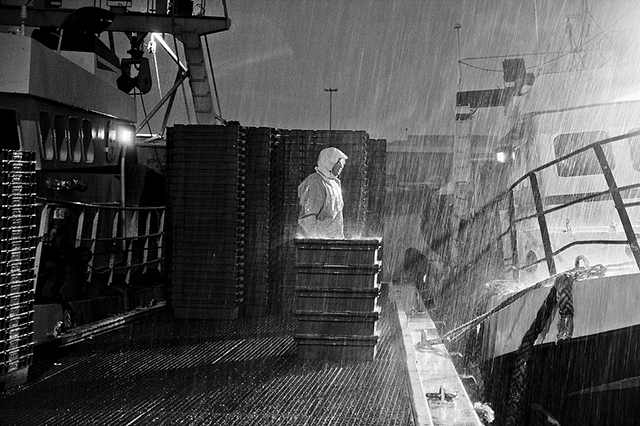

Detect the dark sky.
[{"left": 145, "top": 0, "right": 640, "bottom": 142}]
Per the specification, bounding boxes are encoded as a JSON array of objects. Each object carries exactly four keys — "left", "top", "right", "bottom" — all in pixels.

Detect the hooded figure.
[{"left": 298, "top": 147, "right": 348, "bottom": 238}]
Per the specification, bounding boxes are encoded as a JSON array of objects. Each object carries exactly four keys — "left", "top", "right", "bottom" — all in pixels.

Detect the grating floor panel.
[{"left": 0, "top": 299, "right": 414, "bottom": 425}]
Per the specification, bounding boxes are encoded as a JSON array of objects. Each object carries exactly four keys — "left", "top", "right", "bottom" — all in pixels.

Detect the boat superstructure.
[
  {"left": 420, "top": 4, "right": 640, "bottom": 425},
  {"left": 0, "top": 0, "right": 232, "bottom": 387}
]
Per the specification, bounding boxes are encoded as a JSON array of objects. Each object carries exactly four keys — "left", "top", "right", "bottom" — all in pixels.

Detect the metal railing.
[
  {"left": 460, "top": 129, "right": 640, "bottom": 284},
  {"left": 35, "top": 199, "right": 165, "bottom": 289}
]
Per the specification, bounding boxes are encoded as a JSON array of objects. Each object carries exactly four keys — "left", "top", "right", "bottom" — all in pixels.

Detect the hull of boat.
[
  {"left": 485, "top": 322, "right": 640, "bottom": 425},
  {"left": 480, "top": 272, "right": 640, "bottom": 425}
]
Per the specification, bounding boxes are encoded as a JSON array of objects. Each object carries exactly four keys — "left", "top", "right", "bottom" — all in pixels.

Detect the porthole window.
[
  {"left": 69, "top": 117, "right": 81, "bottom": 162},
  {"left": 39, "top": 111, "right": 54, "bottom": 160},
  {"left": 54, "top": 114, "right": 68, "bottom": 161},
  {"left": 82, "top": 119, "right": 94, "bottom": 163}
]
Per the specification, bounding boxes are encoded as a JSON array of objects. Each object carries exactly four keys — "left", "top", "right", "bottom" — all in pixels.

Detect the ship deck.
[{"left": 0, "top": 297, "right": 415, "bottom": 425}]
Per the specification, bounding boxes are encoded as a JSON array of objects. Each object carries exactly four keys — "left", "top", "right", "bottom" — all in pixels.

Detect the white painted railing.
[{"left": 35, "top": 200, "right": 165, "bottom": 288}]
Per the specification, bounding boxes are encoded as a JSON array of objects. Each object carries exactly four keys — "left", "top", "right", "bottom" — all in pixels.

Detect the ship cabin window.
[
  {"left": 0, "top": 109, "right": 21, "bottom": 150},
  {"left": 82, "top": 119, "right": 94, "bottom": 163},
  {"left": 39, "top": 111, "right": 54, "bottom": 160},
  {"left": 54, "top": 114, "right": 68, "bottom": 162},
  {"left": 105, "top": 120, "right": 118, "bottom": 162},
  {"left": 553, "top": 130, "right": 612, "bottom": 177},
  {"left": 69, "top": 117, "right": 82, "bottom": 163}
]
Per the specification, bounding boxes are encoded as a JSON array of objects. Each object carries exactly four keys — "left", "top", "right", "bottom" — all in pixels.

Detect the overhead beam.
[
  {"left": 0, "top": 6, "right": 231, "bottom": 40},
  {"left": 456, "top": 87, "right": 515, "bottom": 109}
]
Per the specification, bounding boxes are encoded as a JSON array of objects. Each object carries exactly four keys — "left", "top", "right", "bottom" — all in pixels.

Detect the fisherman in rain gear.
[{"left": 298, "top": 147, "right": 348, "bottom": 239}]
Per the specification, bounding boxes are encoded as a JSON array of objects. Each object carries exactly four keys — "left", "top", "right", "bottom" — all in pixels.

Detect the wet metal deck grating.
[{"left": 0, "top": 300, "right": 414, "bottom": 425}]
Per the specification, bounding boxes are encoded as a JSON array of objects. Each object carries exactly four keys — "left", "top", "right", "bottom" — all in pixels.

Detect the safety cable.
[{"left": 433, "top": 261, "right": 605, "bottom": 345}]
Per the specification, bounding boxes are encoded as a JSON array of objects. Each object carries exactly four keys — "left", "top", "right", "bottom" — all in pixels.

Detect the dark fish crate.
[
  {"left": 293, "top": 334, "right": 378, "bottom": 361},
  {"left": 296, "top": 264, "right": 380, "bottom": 289},
  {"left": 295, "top": 286, "right": 379, "bottom": 312},
  {"left": 294, "top": 310, "right": 379, "bottom": 336},
  {"left": 295, "top": 238, "right": 381, "bottom": 266}
]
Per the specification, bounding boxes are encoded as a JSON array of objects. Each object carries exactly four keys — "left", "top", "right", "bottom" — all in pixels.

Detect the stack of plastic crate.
[
  {"left": 294, "top": 238, "right": 382, "bottom": 361},
  {"left": 243, "top": 127, "right": 272, "bottom": 317},
  {"left": 324, "top": 131, "right": 369, "bottom": 238},
  {"left": 364, "top": 139, "right": 387, "bottom": 238},
  {"left": 166, "top": 125, "right": 246, "bottom": 320},
  {"left": 268, "top": 131, "right": 284, "bottom": 314},
  {"left": 0, "top": 150, "right": 36, "bottom": 390},
  {"left": 301, "top": 130, "right": 325, "bottom": 177},
  {"left": 279, "top": 130, "right": 305, "bottom": 312}
]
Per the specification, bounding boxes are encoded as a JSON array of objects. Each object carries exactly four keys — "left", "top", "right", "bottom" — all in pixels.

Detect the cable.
[
  {"left": 172, "top": 35, "right": 193, "bottom": 124},
  {"left": 150, "top": 40, "right": 163, "bottom": 99},
  {"left": 138, "top": 91, "right": 155, "bottom": 136},
  {"left": 458, "top": 61, "right": 503, "bottom": 73},
  {"left": 204, "top": 34, "right": 225, "bottom": 124}
]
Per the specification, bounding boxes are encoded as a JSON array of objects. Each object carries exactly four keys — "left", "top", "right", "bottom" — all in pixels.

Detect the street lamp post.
[{"left": 324, "top": 88, "right": 337, "bottom": 130}]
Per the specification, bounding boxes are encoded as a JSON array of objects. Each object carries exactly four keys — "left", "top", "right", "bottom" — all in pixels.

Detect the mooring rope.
[
  {"left": 439, "top": 262, "right": 603, "bottom": 345},
  {"left": 555, "top": 273, "right": 574, "bottom": 341},
  {"left": 504, "top": 279, "right": 558, "bottom": 426},
  {"left": 504, "top": 273, "right": 575, "bottom": 426}
]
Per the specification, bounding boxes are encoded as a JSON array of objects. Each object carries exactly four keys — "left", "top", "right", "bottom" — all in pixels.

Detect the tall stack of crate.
[
  {"left": 277, "top": 130, "right": 306, "bottom": 312},
  {"left": 301, "top": 130, "right": 325, "bottom": 177},
  {"left": 267, "top": 130, "right": 382, "bottom": 313},
  {"left": 268, "top": 131, "right": 284, "bottom": 314},
  {"left": 364, "top": 139, "right": 386, "bottom": 238},
  {"left": 244, "top": 127, "right": 272, "bottom": 316},
  {"left": 293, "top": 238, "right": 382, "bottom": 361},
  {"left": 166, "top": 125, "right": 246, "bottom": 320},
  {"left": 0, "top": 151, "right": 37, "bottom": 390},
  {"left": 331, "top": 131, "right": 369, "bottom": 238}
]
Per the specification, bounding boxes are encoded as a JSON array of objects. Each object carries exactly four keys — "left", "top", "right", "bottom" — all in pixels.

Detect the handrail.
[
  {"left": 472, "top": 128, "right": 640, "bottom": 217},
  {"left": 37, "top": 199, "right": 166, "bottom": 287},
  {"left": 463, "top": 127, "right": 640, "bottom": 281},
  {"left": 36, "top": 197, "right": 165, "bottom": 211}
]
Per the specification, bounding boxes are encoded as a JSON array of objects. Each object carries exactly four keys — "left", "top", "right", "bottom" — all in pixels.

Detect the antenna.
[{"left": 454, "top": 23, "right": 462, "bottom": 88}]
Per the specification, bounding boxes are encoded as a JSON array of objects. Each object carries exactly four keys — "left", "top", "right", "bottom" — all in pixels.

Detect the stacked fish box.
[
  {"left": 269, "top": 130, "right": 377, "bottom": 313},
  {"left": 268, "top": 131, "right": 284, "bottom": 314},
  {"left": 243, "top": 127, "right": 272, "bottom": 316},
  {"left": 301, "top": 130, "right": 326, "bottom": 177},
  {"left": 166, "top": 125, "right": 246, "bottom": 320},
  {"left": 0, "top": 151, "right": 36, "bottom": 389},
  {"left": 329, "top": 131, "right": 369, "bottom": 238},
  {"left": 293, "top": 238, "right": 382, "bottom": 361},
  {"left": 364, "top": 139, "right": 387, "bottom": 278},
  {"left": 278, "top": 130, "right": 306, "bottom": 312},
  {"left": 364, "top": 139, "right": 386, "bottom": 238}
]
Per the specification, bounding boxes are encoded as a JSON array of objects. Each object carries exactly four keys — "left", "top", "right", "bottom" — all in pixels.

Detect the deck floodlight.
[
  {"left": 495, "top": 147, "right": 515, "bottom": 163},
  {"left": 117, "top": 124, "right": 135, "bottom": 145}
]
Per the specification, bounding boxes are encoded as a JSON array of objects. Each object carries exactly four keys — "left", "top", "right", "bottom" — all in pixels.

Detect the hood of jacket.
[{"left": 315, "top": 147, "right": 348, "bottom": 179}]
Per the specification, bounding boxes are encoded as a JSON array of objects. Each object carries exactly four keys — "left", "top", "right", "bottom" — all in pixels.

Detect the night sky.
[{"left": 142, "top": 0, "right": 640, "bottom": 142}]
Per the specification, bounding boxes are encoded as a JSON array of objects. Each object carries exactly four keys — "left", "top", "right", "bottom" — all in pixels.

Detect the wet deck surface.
[{"left": 0, "top": 299, "right": 414, "bottom": 425}]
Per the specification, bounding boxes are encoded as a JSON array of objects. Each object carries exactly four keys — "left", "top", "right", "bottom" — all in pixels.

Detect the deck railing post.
[
  {"left": 507, "top": 191, "right": 519, "bottom": 280},
  {"left": 529, "top": 173, "right": 556, "bottom": 276},
  {"left": 593, "top": 143, "right": 640, "bottom": 270}
]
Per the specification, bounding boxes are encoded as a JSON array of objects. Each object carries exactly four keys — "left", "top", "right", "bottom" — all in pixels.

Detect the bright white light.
[
  {"left": 495, "top": 149, "right": 515, "bottom": 163},
  {"left": 117, "top": 125, "right": 135, "bottom": 145}
]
